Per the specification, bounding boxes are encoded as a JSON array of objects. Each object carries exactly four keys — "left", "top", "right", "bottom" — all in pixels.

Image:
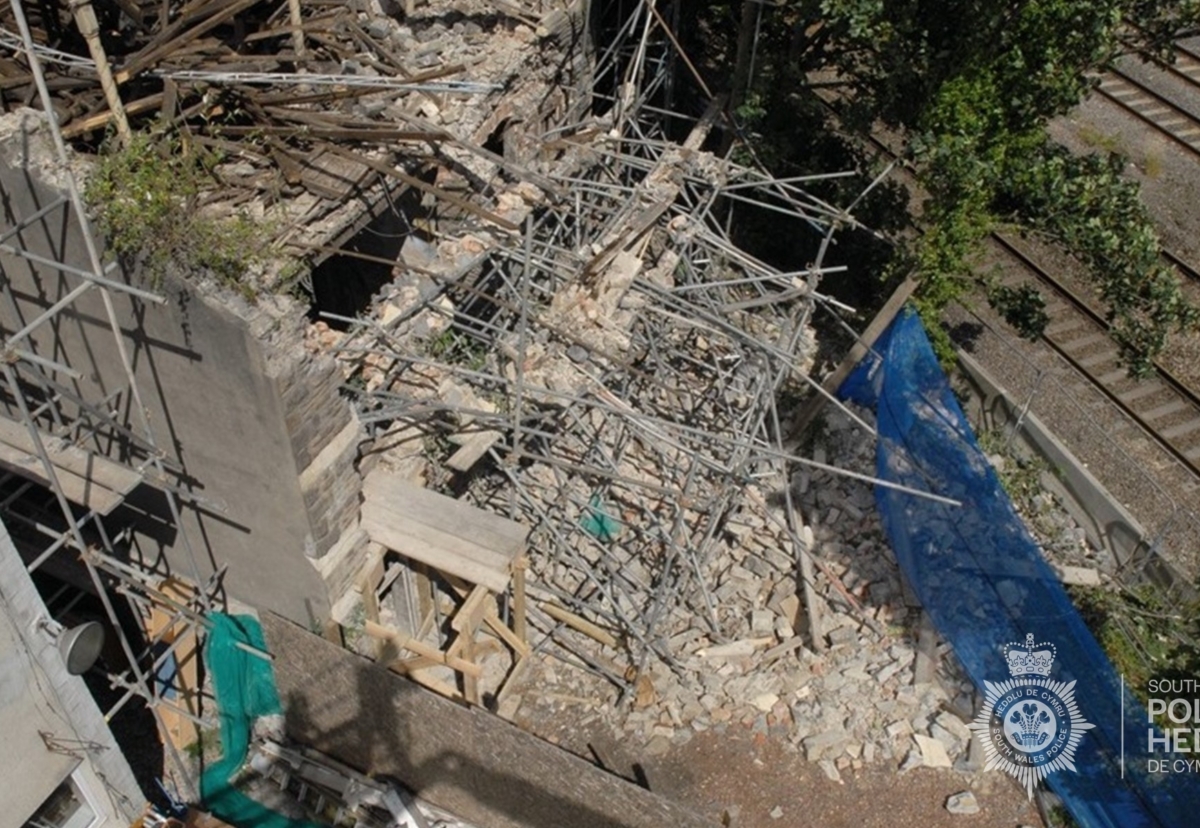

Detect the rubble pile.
[
  {"left": 304, "top": 105, "right": 882, "bottom": 706},
  {"left": 502, "top": 404, "right": 984, "bottom": 779}
]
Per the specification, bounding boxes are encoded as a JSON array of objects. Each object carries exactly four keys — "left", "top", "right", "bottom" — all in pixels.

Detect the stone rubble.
[
  {"left": 945, "top": 790, "right": 981, "bottom": 815},
  {"left": 507, "top": 403, "right": 991, "bottom": 776},
  {"left": 503, "top": 391, "right": 1113, "bottom": 791},
  {"left": 327, "top": 274, "right": 1110, "bottom": 790}
]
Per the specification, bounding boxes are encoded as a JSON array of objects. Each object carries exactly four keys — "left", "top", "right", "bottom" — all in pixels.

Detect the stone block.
[
  {"left": 945, "top": 791, "right": 980, "bottom": 815},
  {"left": 914, "top": 733, "right": 952, "bottom": 768}
]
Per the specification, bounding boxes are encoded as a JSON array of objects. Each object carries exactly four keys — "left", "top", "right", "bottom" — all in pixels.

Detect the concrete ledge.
[
  {"left": 262, "top": 612, "right": 718, "bottom": 828},
  {"left": 956, "top": 352, "right": 1145, "bottom": 564},
  {"left": 956, "top": 352, "right": 1193, "bottom": 595}
]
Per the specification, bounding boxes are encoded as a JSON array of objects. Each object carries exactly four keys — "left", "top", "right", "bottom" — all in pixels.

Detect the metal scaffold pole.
[{"left": 0, "top": 0, "right": 225, "bottom": 803}]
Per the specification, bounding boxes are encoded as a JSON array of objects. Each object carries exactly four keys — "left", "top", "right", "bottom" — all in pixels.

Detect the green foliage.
[
  {"left": 184, "top": 727, "right": 222, "bottom": 760},
  {"left": 425, "top": 327, "right": 488, "bottom": 371},
  {"left": 1047, "top": 803, "right": 1081, "bottom": 828},
  {"left": 988, "top": 283, "right": 1050, "bottom": 341},
  {"left": 84, "top": 129, "right": 267, "bottom": 296},
  {"left": 1069, "top": 583, "right": 1200, "bottom": 703},
  {"left": 682, "top": 1, "right": 1200, "bottom": 369},
  {"left": 997, "top": 145, "right": 1199, "bottom": 375},
  {"left": 976, "top": 429, "right": 1048, "bottom": 503},
  {"left": 802, "top": 0, "right": 1200, "bottom": 372}
]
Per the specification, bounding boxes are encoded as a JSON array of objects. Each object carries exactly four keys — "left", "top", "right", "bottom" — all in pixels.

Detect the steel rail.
[
  {"left": 1095, "top": 64, "right": 1200, "bottom": 160},
  {"left": 993, "top": 234, "right": 1200, "bottom": 479}
]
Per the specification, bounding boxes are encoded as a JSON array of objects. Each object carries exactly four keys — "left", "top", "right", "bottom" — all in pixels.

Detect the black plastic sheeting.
[{"left": 838, "top": 307, "right": 1200, "bottom": 827}]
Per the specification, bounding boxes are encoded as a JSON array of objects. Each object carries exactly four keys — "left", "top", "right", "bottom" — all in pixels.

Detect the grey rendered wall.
[
  {"left": 0, "top": 517, "right": 142, "bottom": 826},
  {"left": 0, "top": 113, "right": 336, "bottom": 623}
]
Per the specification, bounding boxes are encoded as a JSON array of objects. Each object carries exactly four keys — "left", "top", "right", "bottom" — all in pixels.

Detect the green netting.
[
  {"left": 199, "top": 612, "right": 325, "bottom": 828},
  {"left": 581, "top": 494, "right": 620, "bottom": 542}
]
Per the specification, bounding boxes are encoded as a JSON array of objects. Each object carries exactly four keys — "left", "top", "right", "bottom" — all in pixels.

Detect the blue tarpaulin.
[{"left": 838, "top": 307, "right": 1200, "bottom": 827}]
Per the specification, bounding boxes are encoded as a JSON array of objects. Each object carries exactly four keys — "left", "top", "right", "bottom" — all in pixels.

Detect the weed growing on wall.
[{"left": 84, "top": 129, "right": 266, "bottom": 297}]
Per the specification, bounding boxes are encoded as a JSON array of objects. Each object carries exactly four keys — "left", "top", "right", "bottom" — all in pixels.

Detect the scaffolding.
[
  {"left": 0, "top": 0, "right": 919, "bottom": 806},
  {"left": 0, "top": 0, "right": 258, "bottom": 806},
  {"left": 323, "top": 1, "right": 927, "bottom": 696}
]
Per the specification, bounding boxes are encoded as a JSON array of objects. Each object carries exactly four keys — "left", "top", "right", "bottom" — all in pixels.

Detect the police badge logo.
[{"left": 968, "top": 633, "right": 1095, "bottom": 797}]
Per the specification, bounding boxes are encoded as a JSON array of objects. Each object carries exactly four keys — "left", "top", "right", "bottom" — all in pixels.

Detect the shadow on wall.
[{"left": 275, "top": 638, "right": 692, "bottom": 828}]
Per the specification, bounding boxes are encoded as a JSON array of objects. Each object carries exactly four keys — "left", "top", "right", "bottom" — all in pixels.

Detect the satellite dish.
[{"left": 57, "top": 621, "right": 105, "bottom": 675}]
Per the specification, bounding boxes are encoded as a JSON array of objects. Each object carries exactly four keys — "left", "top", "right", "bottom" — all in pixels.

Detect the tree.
[{"left": 691, "top": 0, "right": 1200, "bottom": 371}]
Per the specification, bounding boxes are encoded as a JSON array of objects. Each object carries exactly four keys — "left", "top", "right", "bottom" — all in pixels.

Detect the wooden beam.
[
  {"left": 70, "top": 0, "right": 131, "bottom": 143},
  {"left": 325, "top": 144, "right": 521, "bottom": 232},
  {"left": 511, "top": 557, "right": 528, "bottom": 643},
  {"left": 61, "top": 92, "right": 165, "bottom": 138},
  {"left": 788, "top": 274, "right": 919, "bottom": 438},
  {"left": 541, "top": 602, "right": 619, "bottom": 649},
  {"left": 115, "top": 0, "right": 262, "bottom": 84},
  {"left": 287, "top": 0, "right": 307, "bottom": 58},
  {"left": 364, "top": 620, "right": 484, "bottom": 678}
]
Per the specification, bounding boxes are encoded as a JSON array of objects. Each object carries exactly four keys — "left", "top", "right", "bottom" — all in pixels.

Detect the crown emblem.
[{"left": 1004, "top": 633, "right": 1055, "bottom": 678}]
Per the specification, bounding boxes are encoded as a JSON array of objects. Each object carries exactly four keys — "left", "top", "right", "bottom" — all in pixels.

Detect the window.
[{"left": 22, "top": 776, "right": 96, "bottom": 828}]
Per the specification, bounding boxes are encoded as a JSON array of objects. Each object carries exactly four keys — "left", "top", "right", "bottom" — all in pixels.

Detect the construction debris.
[
  {"left": 325, "top": 124, "right": 897, "bottom": 699},
  {"left": 0, "top": 0, "right": 969, "bottom": 803},
  {"left": 501, "top": 397, "right": 1108, "bottom": 776},
  {"left": 0, "top": 0, "right": 581, "bottom": 287},
  {"left": 498, "top": 404, "right": 980, "bottom": 774}
]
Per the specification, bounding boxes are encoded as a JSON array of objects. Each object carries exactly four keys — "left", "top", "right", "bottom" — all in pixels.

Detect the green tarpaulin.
[{"left": 199, "top": 613, "right": 324, "bottom": 828}]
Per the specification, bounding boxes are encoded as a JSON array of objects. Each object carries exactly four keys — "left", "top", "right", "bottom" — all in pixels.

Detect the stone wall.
[{"left": 271, "top": 340, "right": 364, "bottom": 560}]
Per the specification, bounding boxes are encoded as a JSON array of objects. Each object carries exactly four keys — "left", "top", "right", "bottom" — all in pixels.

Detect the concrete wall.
[
  {"left": 263, "top": 612, "right": 717, "bottom": 828},
  {"left": 0, "top": 517, "right": 142, "bottom": 826},
  {"left": 0, "top": 111, "right": 351, "bottom": 624}
]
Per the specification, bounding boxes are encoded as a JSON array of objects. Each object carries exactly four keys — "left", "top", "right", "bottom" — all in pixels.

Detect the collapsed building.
[{"left": 0, "top": 0, "right": 906, "bottom": 824}]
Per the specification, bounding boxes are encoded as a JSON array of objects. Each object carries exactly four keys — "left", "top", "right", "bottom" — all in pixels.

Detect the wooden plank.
[
  {"left": 144, "top": 578, "right": 201, "bottom": 751},
  {"left": 365, "top": 470, "right": 528, "bottom": 553},
  {"left": 0, "top": 416, "right": 142, "bottom": 494},
  {"left": 299, "top": 148, "right": 374, "bottom": 201},
  {"left": 72, "top": 0, "right": 131, "bottom": 143},
  {"left": 60, "top": 92, "right": 166, "bottom": 138},
  {"left": 115, "top": 0, "right": 262, "bottom": 84},
  {"left": 450, "top": 585, "right": 491, "bottom": 635},
  {"left": 361, "top": 470, "right": 528, "bottom": 593},
  {"left": 483, "top": 606, "right": 530, "bottom": 657},
  {"left": 0, "top": 441, "right": 123, "bottom": 514},
  {"left": 541, "top": 602, "right": 619, "bottom": 649},
  {"left": 325, "top": 144, "right": 522, "bottom": 232},
  {"left": 363, "top": 620, "right": 483, "bottom": 677},
  {"left": 446, "top": 429, "right": 503, "bottom": 471},
  {"left": 395, "top": 664, "right": 461, "bottom": 699},
  {"left": 359, "top": 555, "right": 385, "bottom": 659},
  {"left": 452, "top": 629, "right": 480, "bottom": 704},
  {"left": 788, "top": 274, "right": 918, "bottom": 437},
  {"left": 161, "top": 77, "right": 178, "bottom": 122},
  {"left": 512, "top": 558, "right": 527, "bottom": 643},
  {"left": 362, "top": 503, "right": 511, "bottom": 594}
]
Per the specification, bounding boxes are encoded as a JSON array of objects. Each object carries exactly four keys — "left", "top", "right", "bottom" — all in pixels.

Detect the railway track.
[
  {"left": 1161, "top": 246, "right": 1200, "bottom": 287},
  {"left": 814, "top": 87, "right": 1200, "bottom": 481},
  {"left": 993, "top": 234, "right": 1200, "bottom": 478},
  {"left": 1095, "top": 63, "right": 1200, "bottom": 159}
]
